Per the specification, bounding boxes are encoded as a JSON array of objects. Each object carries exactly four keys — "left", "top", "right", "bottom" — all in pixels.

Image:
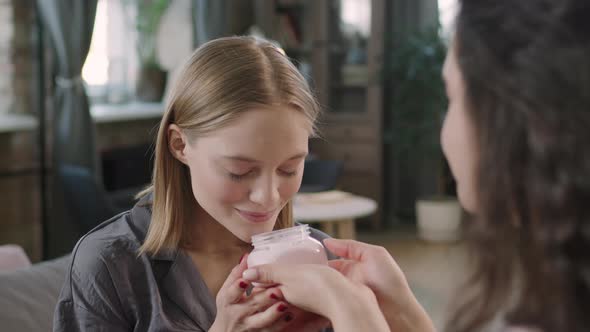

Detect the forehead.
[
  {"left": 226, "top": 106, "right": 309, "bottom": 135},
  {"left": 193, "top": 107, "right": 311, "bottom": 155}
]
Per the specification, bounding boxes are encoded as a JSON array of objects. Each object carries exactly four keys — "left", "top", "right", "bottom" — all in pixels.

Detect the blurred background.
[{"left": 0, "top": 0, "right": 465, "bottom": 329}]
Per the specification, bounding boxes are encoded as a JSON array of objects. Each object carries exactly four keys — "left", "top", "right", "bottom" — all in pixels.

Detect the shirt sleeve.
[{"left": 53, "top": 239, "right": 131, "bottom": 331}]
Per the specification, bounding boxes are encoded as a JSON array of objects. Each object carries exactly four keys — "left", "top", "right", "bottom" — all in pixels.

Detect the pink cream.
[{"left": 247, "top": 225, "right": 328, "bottom": 272}]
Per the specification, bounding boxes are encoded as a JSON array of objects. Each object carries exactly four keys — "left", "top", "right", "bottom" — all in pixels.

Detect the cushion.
[
  {"left": 0, "top": 245, "right": 31, "bottom": 272},
  {"left": 0, "top": 255, "right": 70, "bottom": 332}
]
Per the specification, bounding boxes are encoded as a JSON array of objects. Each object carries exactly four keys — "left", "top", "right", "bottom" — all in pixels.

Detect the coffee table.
[{"left": 293, "top": 190, "right": 377, "bottom": 239}]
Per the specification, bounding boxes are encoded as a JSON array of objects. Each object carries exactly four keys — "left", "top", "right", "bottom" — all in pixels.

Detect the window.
[
  {"left": 83, "top": 0, "right": 138, "bottom": 104},
  {"left": 83, "top": 0, "right": 108, "bottom": 86},
  {"left": 438, "top": 0, "right": 459, "bottom": 36}
]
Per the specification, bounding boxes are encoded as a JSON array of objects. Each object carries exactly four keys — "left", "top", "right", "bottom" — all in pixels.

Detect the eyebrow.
[{"left": 222, "top": 152, "right": 308, "bottom": 163}]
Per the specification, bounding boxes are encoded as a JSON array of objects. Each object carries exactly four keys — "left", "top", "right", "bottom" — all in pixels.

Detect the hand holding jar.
[
  {"left": 243, "top": 226, "right": 390, "bottom": 332},
  {"left": 208, "top": 256, "right": 294, "bottom": 332},
  {"left": 243, "top": 237, "right": 435, "bottom": 332}
]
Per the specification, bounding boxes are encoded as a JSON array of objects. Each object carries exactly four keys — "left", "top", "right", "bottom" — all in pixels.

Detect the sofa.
[{"left": 0, "top": 254, "right": 70, "bottom": 331}]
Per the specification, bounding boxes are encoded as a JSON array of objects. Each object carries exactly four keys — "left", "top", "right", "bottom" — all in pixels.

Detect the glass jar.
[{"left": 248, "top": 225, "right": 328, "bottom": 269}]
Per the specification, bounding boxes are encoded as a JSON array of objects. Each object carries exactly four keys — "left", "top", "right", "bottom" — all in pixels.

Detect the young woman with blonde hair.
[{"left": 53, "top": 36, "right": 332, "bottom": 332}]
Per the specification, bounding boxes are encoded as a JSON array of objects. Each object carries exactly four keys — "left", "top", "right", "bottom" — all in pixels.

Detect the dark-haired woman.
[{"left": 243, "top": 0, "right": 590, "bottom": 331}]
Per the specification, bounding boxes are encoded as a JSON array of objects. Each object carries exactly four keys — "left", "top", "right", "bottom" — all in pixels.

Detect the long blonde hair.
[{"left": 139, "top": 36, "right": 320, "bottom": 255}]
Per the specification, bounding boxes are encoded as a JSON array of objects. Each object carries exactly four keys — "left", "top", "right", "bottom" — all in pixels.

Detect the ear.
[{"left": 167, "top": 124, "right": 189, "bottom": 165}]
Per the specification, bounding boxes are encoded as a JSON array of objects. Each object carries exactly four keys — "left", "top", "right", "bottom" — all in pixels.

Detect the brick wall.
[
  {"left": 0, "top": 1, "right": 14, "bottom": 114},
  {"left": 0, "top": 0, "right": 34, "bottom": 115},
  {"left": 12, "top": 0, "right": 34, "bottom": 115},
  {"left": 0, "top": 130, "right": 41, "bottom": 261},
  {"left": 0, "top": 1, "right": 39, "bottom": 261}
]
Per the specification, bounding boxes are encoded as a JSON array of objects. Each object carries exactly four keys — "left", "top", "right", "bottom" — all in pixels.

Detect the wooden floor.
[{"left": 357, "top": 226, "right": 470, "bottom": 330}]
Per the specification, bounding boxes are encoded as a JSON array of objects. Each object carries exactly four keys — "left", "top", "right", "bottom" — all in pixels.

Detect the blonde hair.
[{"left": 139, "top": 36, "right": 320, "bottom": 255}]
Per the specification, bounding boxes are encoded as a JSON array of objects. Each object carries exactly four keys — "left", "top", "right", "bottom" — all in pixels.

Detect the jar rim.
[{"left": 251, "top": 224, "right": 310, "bottom": 247}]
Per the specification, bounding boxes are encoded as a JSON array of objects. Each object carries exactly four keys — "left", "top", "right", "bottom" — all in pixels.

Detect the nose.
[{"left": 249, "top": 173, "right": 280, "bottom": 209}]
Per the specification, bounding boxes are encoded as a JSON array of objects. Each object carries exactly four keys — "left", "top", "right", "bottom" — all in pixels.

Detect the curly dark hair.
[{"left": 446, "top": 0, "right": 590, "bottom": 331}]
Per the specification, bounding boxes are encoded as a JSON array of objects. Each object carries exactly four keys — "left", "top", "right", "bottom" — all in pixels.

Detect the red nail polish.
[
  {"left": 239, "top": 281, "right": 248, "bottom": 289},
  {"left": 278, "top": 304, "right": 288, "bottom": 312},
  {"left": 270, "top": 293, "right": 279, "bottom": 300},
  {"left": 239, "top": 254, "right": 246, "bottom": 264},
  {"left": 284, "top": 314, "right": 293, "bottom": 322}
]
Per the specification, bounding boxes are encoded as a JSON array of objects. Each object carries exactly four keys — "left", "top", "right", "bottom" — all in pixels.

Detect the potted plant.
[
  {"left": 124, "top": 0, "right": 170, "bottom": 102},
  {"left": 385, "top": 27, "right": 462, "bottom": 242}
]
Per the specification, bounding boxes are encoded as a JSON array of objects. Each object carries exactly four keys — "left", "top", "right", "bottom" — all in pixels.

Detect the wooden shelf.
[
  {"left": 331, "top": 83, "right": 368, "bottom": 90},
  {"left": 284, "top": 47, "right": 312, "bottom": 56},
  {"left": 257, "top": 0, "right": 385, "bottom": 229}
]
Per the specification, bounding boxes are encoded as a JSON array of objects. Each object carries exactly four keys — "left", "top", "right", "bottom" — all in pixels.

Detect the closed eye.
[
  {"left": 278, "top": 169, "right": 297, "bottom": 177},
  {"left": 228, "top": 171, "right": 253, "bottom": 181}
]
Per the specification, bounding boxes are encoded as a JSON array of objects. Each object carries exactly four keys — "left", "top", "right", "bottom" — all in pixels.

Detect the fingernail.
[
  {"left": 278, "top": 304, "right": 288, "bottom": 312},
  {"left": 242, "top": 268, "right": 258, "bottom": 280},
  {"left": 284, "top": 314, "right": 293, "bottom": 322},
  {"left": 239, "top": 254, "right": 246, "bottom": 264},
  {"left": 239, "top": 281, "right": 248, "bottom": 289},
  {"left": 270, "top": 293, "right": 279, "bottom": 300}
]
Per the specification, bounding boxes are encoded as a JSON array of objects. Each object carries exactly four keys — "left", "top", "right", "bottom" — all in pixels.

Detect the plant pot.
[
  {"left": 416, "top": 196, "right": 462, "bottom": 242},
  {"left": 135, "top": 66, "right": 167, "bottom": 102}
]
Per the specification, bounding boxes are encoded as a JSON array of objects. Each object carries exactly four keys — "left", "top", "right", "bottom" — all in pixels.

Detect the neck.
[{"left": 185, "top": 205, "right": 251, "bottom": 255}]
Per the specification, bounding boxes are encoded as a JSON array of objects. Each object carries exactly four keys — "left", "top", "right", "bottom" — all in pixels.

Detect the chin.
[
  {"left": 233, "top": 223, "right": 275, "bottom": 244},
  {"left": 234, "top": 232, "right": 254, "bottom": 244}
]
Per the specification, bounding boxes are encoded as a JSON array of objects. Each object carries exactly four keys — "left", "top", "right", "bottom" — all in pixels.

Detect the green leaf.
[{"left": 122, "top": 0, "right": 171, "bottom": 66}]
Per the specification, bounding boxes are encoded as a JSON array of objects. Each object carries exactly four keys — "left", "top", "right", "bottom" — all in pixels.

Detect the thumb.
[
  {"left": 242, "top": 264, "right": 291, "bottom": 285},
  {"left": 327, "top": 259, "right": 354, "bottom": 273},
  {"left": 323, "top": 238, "right": 373, "bottom": 261}
]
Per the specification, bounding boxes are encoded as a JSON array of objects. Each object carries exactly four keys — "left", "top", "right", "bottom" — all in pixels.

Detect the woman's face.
[
  {"left": 441, "top": 44, "right": 479, "bottom": 213},
  {"left": 170, "top": 107, "right": 310, "bottom": 242}
]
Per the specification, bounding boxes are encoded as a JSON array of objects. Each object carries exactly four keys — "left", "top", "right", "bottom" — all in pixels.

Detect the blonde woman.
[{"left": 53, "top": 36, "right": 332, "bottom": 332}]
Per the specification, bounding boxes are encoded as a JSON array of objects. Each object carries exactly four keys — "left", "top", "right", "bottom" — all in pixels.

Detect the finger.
[
  {"left": 265, "top": 311, "right": 298, "bottom": 332},
  {"left": 297, "top": 315, "right": 331, "bottom": 331},
  {"left": 250, "top": 283, "right": 281, "bottom": 295},
  {"left": 220, "top": 278, "right": 251, "bottom": 305},
  {"left": 227, "top": 253, "right": 249, "bottom": 283},
  {"left": 241, "top": 287, "right": 284, "bottom": 315},
  {"left": 242, "top": 301, "right": 291, "bottom": 330},
  {"left": 217, "top": 253, "right": 250, "bottom": 301},
  {"left": 250, "top": 282, "right": 279, "bottom": 293},
  {"left": 250, "top": 286, "right": 267, "bottom": 295},
  {"left": 327, "top": 258, "right": 354, "bottom": 272},
  {"left": 271, "top": 308, "right": 329, "bottom": 332},
  {"left": 249, "top": 286, "right": 284, "bottom": 301},
  {"left": 323, "top": 238, "right": 379, "bottom": 261},
  {"left": 258, "top": 310, "right": 296, "bottom": 332}
]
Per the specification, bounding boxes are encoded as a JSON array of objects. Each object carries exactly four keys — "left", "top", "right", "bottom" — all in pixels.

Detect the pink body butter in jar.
[{"left": 248, "top": 225, "right": 328, "bottom": 271}]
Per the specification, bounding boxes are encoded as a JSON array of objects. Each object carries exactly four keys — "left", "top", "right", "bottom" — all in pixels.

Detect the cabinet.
[{"left": 256, "top": 0, "right": 385, "bottom": 228}]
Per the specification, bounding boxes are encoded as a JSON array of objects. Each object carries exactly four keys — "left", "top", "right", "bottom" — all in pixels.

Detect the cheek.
[
  {"left": 189, "top": 164, "right": 246, "bottom": 204},
  {"left": 217, "top": 180, "right": 248, "bottom": 204},
  {"left": 441, "top": 108, "right": 460, "bottom": 183},
  {"left": 440, "top": 111, "right": 452, "bottom": 162},
  {"left": 278, "top": 174, "right": 303, "bottom": 200},
  {"left": 441, "top": 103, "right": 479, "bottom": 211},
  {"left": 442, "top": 104, "right": 469, "bottom": 179}
]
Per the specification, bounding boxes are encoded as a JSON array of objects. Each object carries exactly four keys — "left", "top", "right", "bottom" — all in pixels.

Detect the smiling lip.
[{"left": 236, "top": 209, "right": 274, "bottom": 223}]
